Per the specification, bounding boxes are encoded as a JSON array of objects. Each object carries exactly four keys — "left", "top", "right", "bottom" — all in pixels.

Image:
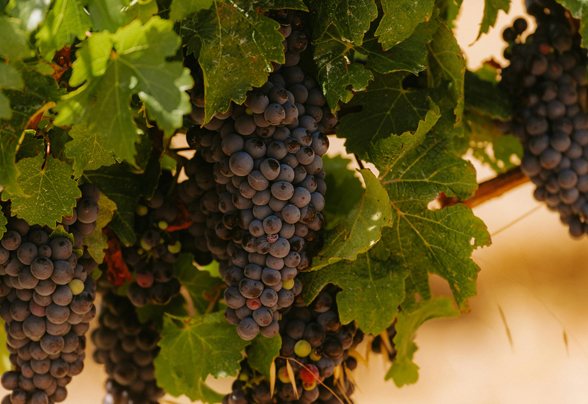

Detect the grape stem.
[
  {"left": 353, "top": 154, "right": 365, "bottom": 170},
  {"left": 439, "top": 166, "right": 529, "bottom": 208}
]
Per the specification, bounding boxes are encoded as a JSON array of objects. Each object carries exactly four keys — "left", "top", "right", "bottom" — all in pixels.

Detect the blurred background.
[{"left": 11, "top": 0, "right": 588, "bottom": 403}]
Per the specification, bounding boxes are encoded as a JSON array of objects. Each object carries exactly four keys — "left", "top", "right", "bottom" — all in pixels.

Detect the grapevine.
[{"left": 0, "top": 0, "right": 586, "bottom": 402}]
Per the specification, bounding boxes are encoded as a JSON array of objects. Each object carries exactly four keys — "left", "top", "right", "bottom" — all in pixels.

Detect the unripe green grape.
[
  {"left": 168, "top": 241, "right": 182, "bottom": 254},
  {"left": 158, "top": 221, "right": 168, "bottom": 230},
  {"left": 68, "top": 279, "right": 85, "bottom": 296},
  {"left": 140, "top": 238, "right": 152, "bottom": 251},
  {"left": 135, "top": 205, "right": 148, "bottom": 216},
  {"left": 278, "top": 366, "right": 290, "bottom": 383},
  {"left": 282, "top": 279, "right": 295, "bottom": 290},
  {"left": 294, "top": 340, "right": 312, "bottom": 357}
]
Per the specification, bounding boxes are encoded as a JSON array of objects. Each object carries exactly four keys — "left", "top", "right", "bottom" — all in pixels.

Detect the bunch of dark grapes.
[
  {"left": 183, "top": 8, "right": 332, "bottom": 340},
  {"left": 122, "top": 172, "right": 203, "bottom": 308},
  {"left": 0, "top": 184, "right": 99, "bottom": 404},
  {"left": 370, "top": 321, "right": 397, "bottom": 361},
  {"left": 92, "top": 290, "right": 164, "bottom": 404},
  {"left": 500, "top": 0, "right": 588, "bottom": 237},
  {"left": 223, "top": 288, "right": 363, "bottom": 404}
]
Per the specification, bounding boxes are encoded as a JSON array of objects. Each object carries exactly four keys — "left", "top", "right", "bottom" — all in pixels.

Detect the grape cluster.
[
  {"left": 0, "top": 185, "right": 99, "bottom": 404},
  {"left": 501, "top": 0, "right": 588, "bottom": 237},
  {"left": 122, "top": 174, "right": 187, "bottom": 308},
  {"left": 183, "top": 9, "right": 332, "bottom": 340},
  {"left": 370, "top": 321, "right": 397, "bottom": 361},
  {"left": 223, "top": 289, "right": 362, "bottom": 404},
  {"left": 92, "top": 290, "right": 164, "bottom": 404}
]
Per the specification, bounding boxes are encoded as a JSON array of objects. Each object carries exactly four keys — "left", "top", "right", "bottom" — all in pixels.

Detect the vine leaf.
[
  {"left": 300, "top": 252, "right": 407, "bottom": 335},
  {"left": 84, "top": 192, "right": 117, "bottom": 263},
  {"left": 180, "top": 0, "right": 307, "bottom": 123},
  {"left": 55, "top": 18, "right": 193, "bottom": 164},
  {"left": 337, "top": 71, "right": 441, "bottom": 157},
  {"left": 124, "top": 0, "right": 158, "bottom": 23},
  {"left": 0, "top": 211, "right": 7, "bottom": 240},
  {"left": 376, "top": 133, "right": 491, "bottom": 309},
  {"left": 558, "top": 0, "right": 588, "bottom": 43},
  {"left": 437, "top": 0, "right": 464, "bottom": 29},
  {"left": 6, "top": 0, "right": 51, "bottom": 32},
  {"left": 65, "top": 122, "right": 118, "bottom": 178},
  {"left": 1, "top": 154, "right": 81, "bottom": 227},
  {"left": 155, "top": 312, "right": 251, "bottom": 403},
  {"left": 0, "top": 319, "right": 8, "bottom": 374},
  {"left": 313, "top": 26, "right": 374, "bottom": 111},
  {"left": 375, "top": 0, "right": 435, "bottom": 49},
  {"left": 322, "top": 155, "right": 364, "bottom": 229},
  {"left": 464, "top": 69, "right": 511, "bottom": 120},
  {"left": 136, "top": 295, "right": 189, "bottom": 327},
  {"left": 477, "top": 0, "right": 510, "bottom": 40},
  {"left": 305, "top": 0, "right": 378, "bottom": 45},
  {"left": 0, "top": 17, "right": 33, "bottom": 61},
  {"left": 86, "top": 0, "right": 130, "bottom": 33},
  {"left": 169, "top": 0, "right": 213, "bottom": 21},
  {"left": 386, "top": 297, "right": 460, "bottom": 386},
  {"left": 310, "top": 169, "right": 392, "bottom": 271},
  {"left": 82, "top": 148, "right": 161, "bottom": 245},
  {"left": 427, "top": 23, "right": 466, "bottom": 125},
  {"left": 174, "top": 253, "right": 225, "bottom": 315},
  {"left": 16, "top": 131, "right": 44, "bottom": 160},
  {"left": 360, "top": 17, "right": 440, "bottom": 76},
  {"left": 247, "top": 334, "right": 282, "bottom": 380},
  {"left": 461, "top": 110, "right": 522, "bottom": 174},
  {"left": 35, "top": 0, "right": 92, "bottom": 61}
]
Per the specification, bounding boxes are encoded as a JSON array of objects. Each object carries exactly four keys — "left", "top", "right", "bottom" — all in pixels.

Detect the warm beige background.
[{"left": 8, "top": 1, "right": 588, "bottom": 403}]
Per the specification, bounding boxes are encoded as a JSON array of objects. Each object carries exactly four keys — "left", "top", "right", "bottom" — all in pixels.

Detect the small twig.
[
  {"left": 169, "top": 147, "right": 193, "bottom": 152},
  {"left": 439, "top": 166, "right": 529, "bottom": 208}
]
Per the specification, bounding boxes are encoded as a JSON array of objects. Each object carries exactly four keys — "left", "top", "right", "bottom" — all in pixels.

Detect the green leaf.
[
  {"left": 35, "top": 0, "right": 92, "bottom": 61},
  {"left": 199, "top": 260, "right": 221, "bottom": 278},
  {"left": 125, "top": 0, "right": 159, "bottom": 23},
  {"left": 83, "top": 149, "right": 161, "bottom": 245},
  {"left": 169, "top": 0, "right": 213, "bottom": 21},
  {"left": 65, "top": 122, "right": 118, "bottom": 178},
  {"left": 55, "top": 18, "right": 193, "bottom": 164},
  {"left": 86, "top": 0, "right": 130, "bottom": 33},
  {"left": 310, "top": 169, "right": 392, "bottom": 271},
  {"left": 0, "top": 64, "right": 24, "bottom": 120},
  {"left": 174, "top": 253, "right": 225, "bottom": 315},
  {"left": 48, "top": 226, "right": 75, "bottom": 246},
  {"left": 386, "top": 297, "right": 460, "bottom": 386},
  {"left": 83, "top": 192, "right": 117, "bottom": 263},
  {"left": 7, "top": 0, "right": 51, "bottom": 32},
  {"left": 155, "top": 312, "right": 250, "bottom": 402},
  {"left": 15, "top": 131, "right": 44, "bottom": 160},
  {"left": 1, "top": 69, "right": 63, "bottom": 195},
  {"left": 1, "top": 154, "right": 81, "bottom": 227},
  {"left": 300, "top": 251, "right": 407, "bottom": 335},
  {"left": 462, "top": 110, "right": 522, "bottom": 174},
  {"left": 375, "top": 0, "right": 435, "bottom": 49},
  {"left": 181, "top": 0, "right": 306, "bottom": 122},
  {"left": 313, "top": 26, "right": 374, "bottom": 110},
  {"left": 436, "top": 0, "right": 464, "bottom": 29},
  {"left": 305, "top": 0, "right": 378, "bottom": 45},
  {"left": 247, "top": 334, "right": 281, "bottom": 380},
  {"left": 427, "top": 23, "right": 466, "bottom": 125},
  {"left": 477, "top": 0, "right": 509, "bottom": 40},
  {"left": 0, "top": 17, "right": 33, "bottom": 61},
  {"left": 360, "top": 18, "right": 439, "bottom": 75},
  {"left": 337, "top": 72, "right": 441, "bottom": 156},
  {"left": 0, "top": 211, "right": 7, "bottom": 240},
  {"left": 376, "top": 133, "right": 491, "bottom": 309},
  {"left": 136, "top": 294, "right": 188, "bottom": 327},
  {"left": 464, "top": 70, "right": 512, "bottom": 120},
  {"left": 322, "top": 155, "right": 363, "bottom": 228}
]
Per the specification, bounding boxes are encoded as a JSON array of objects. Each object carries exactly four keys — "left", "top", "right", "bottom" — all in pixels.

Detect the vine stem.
[{"left": 439, "top": 166, "right": 530, "bottom": 208}]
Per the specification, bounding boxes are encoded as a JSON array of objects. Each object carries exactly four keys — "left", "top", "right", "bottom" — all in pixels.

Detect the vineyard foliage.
[{"left": 0, "top": 0, "right": 550, "bottom": 401}]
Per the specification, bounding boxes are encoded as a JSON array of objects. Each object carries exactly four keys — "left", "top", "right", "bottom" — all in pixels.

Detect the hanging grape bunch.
[
  {"left": 224, "top": 289, "right": 363, "bottom": 404},
  {"left": 121, "top": 172, "right": 190, "bottom": 308},
  {"left": 92, "top": 290, "right": 164, "bottom": 404},
  {"left": 0, "top": 185, "right": 99, "bottom": 404},
  {"left": 501, "top": 0, "right": 588, "bottom": 237},
  {"left": 183, "top": 9, "right": 332, "bottom": 341}
]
